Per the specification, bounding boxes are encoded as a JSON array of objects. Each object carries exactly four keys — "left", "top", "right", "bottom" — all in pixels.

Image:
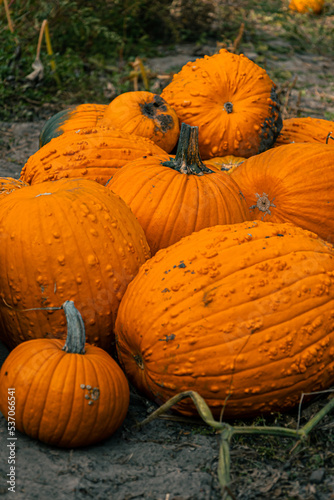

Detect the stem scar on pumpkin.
[
  {"left": 134, "top": 354, "right": 145, "bottom": 370},
  {"left": 250, "top": 192, "right": 276, "bottom": 217}
]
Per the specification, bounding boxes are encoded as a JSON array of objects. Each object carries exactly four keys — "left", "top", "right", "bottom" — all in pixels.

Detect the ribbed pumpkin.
[
  {"left": 0, "top": 177, "right": 28, "bottom": 197},
  {"left": 0, "top": 178, "right": 150, "bottom": 352},
  {"left": 161, "top": 49, "right": 283, "bottom": 159},
  {"left": 107, "top": 123, "right": 250, "bottom": 255},
  {"left": 102, "top": 91, "right": 180, "bottom": 153},
  {"left": 206, "top": 155, "right": 246, "bottom": 174},
  {"left": 0, "top": 301, "right": 130, "bottom": 448},
  {"left": 20, "top": 126, "right": 165, "bottom": 186},
  {"left": 39, "top": 103, "right": 108, "bottom": 147},
  {"left": 115, "top": 220, "right": 334, "bottom": 418},
  {"left": 289, "top": 0, "right": 324, "bottom": 14},
  {"left": 230, "top": 142, "right": 334, "bottom": 244},
  {"left": 274, "top": 117, "right": 334, "bottom": 147}
]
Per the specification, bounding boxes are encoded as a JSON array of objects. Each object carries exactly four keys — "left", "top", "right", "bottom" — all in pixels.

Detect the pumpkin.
[
  {"left": 102, "top": 91, "right": 180, "bottom": 153},
  {"left": 274, "top": 116, "right": 334, "bottom": 147},
  {"left": 0, "top": 301, "right": 130, "bottom": 448},
  {"left": 115, "top": 220, "right": 334, "bottom": 418},
  {"left": 206, "top": 155, "right": 246, "bottom": 174},
  {"left": 0, "top": 177, "right": 28, "bottom": 197},
  {"left": 161, "top": 49, "right": 283, "bottom": 159},
  {"left": 20, "top": 126, "right": 165, "bottom": 186},
  {"left": 289, "top": 0, "right": 324, "bottom": 14},
  {"left": 106, "top": 123, "right": 250, "bottom": 255},
  {"left": 230, "top": 142, "right": 334, "bottom": 244},
  {"left": 0, "top": 178, "right": 150, "bottom": 352},
  {"left": 39, "top": 103, "right": 108, "bottom": 148}
]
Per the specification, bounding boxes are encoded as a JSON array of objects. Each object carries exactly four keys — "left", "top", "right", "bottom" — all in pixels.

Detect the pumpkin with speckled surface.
[
  {"left": 0, "top": 178, "right": 150, "bottom": 352},
  {"left": 39, "top": 103, "right": 108, "bottom": 148},
  {"left": 0, "top": 177, "right": 28, "bottom": 197},
  {"left": 161, "top": 49, "right": 282, "bottom": 159},
  {"left": 230, "top": 142, "right": 334, "bottom": 244},
  {"left": 102, "top": 91, "right": 180, "bottom": 153},
  {"left": 20, "top": 126, "right": 165, "bottom": 186},
  {"left": 107, "top": 123, "right": 250, "bottom": 255},
  {"left": 0, "top": 301, "right": 129, "bottom": 448},
  {"left": 289, "top": 0, "right": 324, "bottom": 14},
  {"left": 274, "top": 117, "right": 334, "bottom": 148},
  {"left": 115, "top": 220, "right": 334, "bottom": 418}
]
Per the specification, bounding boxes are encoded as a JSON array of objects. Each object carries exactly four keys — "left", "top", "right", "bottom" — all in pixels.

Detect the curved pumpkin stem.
[
  {"left": 326, "top": 131, "right": 334, "bottom": 144},
  {"left": 62, "top": 300, "right": 86, "bottom": 354},
  {"left": 162, "top": 123, "right": 214, "bottom": 175}
]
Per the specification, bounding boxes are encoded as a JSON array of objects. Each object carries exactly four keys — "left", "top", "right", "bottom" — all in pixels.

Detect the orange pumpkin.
[
  {"left": 20, "top": 126, "right": 165, "bottom": 186},
  {"left": 107, "top": 123, "right": 250, "bottom": 255},
  {"left": 39, "top": 103, "right": 108, "bottom": 147},
  {"left": 161, "top": 49, "right": 282, "bottom": 159},
  {"left": 230, "top": 142, "right": 334, "bottom": 244},
  {"left": 0, "top": 178, "right": 150, "bottom": 352},
  {"left": 0, "top": 301, "right": 129, "bottom": 448},
  {"left": 115, "top": 220, "right": 334, "bottom": 418},
  {"left": 274, "top": 117, "right": 334, "bottom": 147},
  {"left": 0, "top": 177, "right": 28, "bottom": 197},
  {"left": 102, "top": 91, "right": 180, "bottom": 153},
  {"left": 289, "top": 0, "right": 324, "bottom": 14}
]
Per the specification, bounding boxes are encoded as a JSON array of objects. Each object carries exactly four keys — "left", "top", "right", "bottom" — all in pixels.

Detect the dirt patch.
[{"left": 0, "top": 44, "right": 334, "bottom": 500}]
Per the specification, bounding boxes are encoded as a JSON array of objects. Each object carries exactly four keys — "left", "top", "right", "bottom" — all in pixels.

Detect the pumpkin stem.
[
  {"left": 61, "top": 300, "right": 86, "bottom": 354},
  {"left": 162, "top": 123, "right": 214, "bottom": 175},
  {"left": 326, "top": 131, "right": 334, "bottom": 144}
]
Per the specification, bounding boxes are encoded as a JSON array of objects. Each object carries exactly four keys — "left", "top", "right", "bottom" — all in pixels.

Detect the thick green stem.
[
  {"left": 61, "top": 300, "right": 86, "bottom": 354},
  {"left": 162, "top": 123, "right": 214, "bottom": 175}
]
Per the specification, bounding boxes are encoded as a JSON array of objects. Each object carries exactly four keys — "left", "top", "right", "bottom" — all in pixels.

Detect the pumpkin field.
[{"left": 0, "top": 0, "right": 334, "bottom": 498}]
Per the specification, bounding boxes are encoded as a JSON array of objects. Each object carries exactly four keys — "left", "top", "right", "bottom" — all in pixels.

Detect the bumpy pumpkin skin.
[
  {"left": 115, "top": 220, "right": 334, "bottom": 418},
  {"left": 0, "top": 177, "right": 28, "bottom": 197},
  {"left": 107, "top": 124, "right": 250, "bottom": 255},
  {"left": 0, "top": 178, "right": 150, "bottom": 352},
  {"left": 20, "top": 126, "right": 165, "bottom": 186},
  {"left": 161, "top": 49, "right": 282, "bottom": 159},
  {"left": 274, "top": 117, "right": 334, "bottom": 147},
  {"left": 0, "top": 315, "right": 129, "bottom": 448},
  {"left": 230, "top": 142, "right": 334, "bottom": 244},
  {"left": 102, "top": 91, "right": 180, "bottom": 153},
  {"left": 39, "top": 103, "right": 108, "bottom": 148},
  {"left": 289, "top": 0, "right": 324, "bottom": 14}
]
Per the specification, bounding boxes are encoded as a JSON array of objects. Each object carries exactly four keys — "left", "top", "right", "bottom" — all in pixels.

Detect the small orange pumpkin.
[
  {"left": 230, "top": 142, "right": 334, "bottom": 244},
  {"left": 115, "top": 220, "right": 334, "bottom": 418},
  {"left": 161, "top": 49, "right": 282, "bottom": 159},
  {"left": 0, "top": 301, "right": 130, "bottom": 448},
  {"left": 107, "top": 123, "right": 250, "bottom": 255},
  {"left": 289, "top": 0, "right": 324, "bottom": 14},
  {"left": 20, "top": 126, "right": 165, "bottom": 186},
  {"left": 102, "top": 91, "right": 180, "bottom": 153},
  {"left": 274, "top": 116, "right": 334, "bottom": 147}
]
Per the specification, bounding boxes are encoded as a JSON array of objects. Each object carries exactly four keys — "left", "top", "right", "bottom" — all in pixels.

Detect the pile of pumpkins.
[{"left": 0, "top": 48, "right": 333, "bottom": 448}]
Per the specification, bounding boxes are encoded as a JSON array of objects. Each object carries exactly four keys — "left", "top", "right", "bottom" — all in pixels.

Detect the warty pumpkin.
[
  {"left": 230, "top": 142, "right": 334, "bottom": 244},
  {"left": 289, "top": 0, "right": 324, "bottom": 14},
  {"left": 39, "top": 103, "right": 108, "bottom": 148},
  {"left": 20, "top": 126, "right": 165, "bottom": 186},
  {"left": 101, "top": 91, "right": 180, "bottom": 153},
  {"left": 161, "top": 49, "right": 283, "bottom": 159},
  {"left": 0, "top": 301, "right": 130, "bottom": 448},
  {"left": 274, "top": 116, "right": 334, "bottom": 147},
  {"left": 0, "top": 178, "right": 150, "bottom": 352},
  {"left": 107, "top": 123, "right": 250, "bottom": 255},
  {"left": 115, "top": 220, "right": 334, "bottom": 418}
]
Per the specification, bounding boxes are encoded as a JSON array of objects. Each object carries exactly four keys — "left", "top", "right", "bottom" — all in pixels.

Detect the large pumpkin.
[
  {"left": 20, "top": 126, "right": 165, "bottom": 186},
  {"left": 0, "top": 301, "right": 130, "bottom": 448},
  {"left": 0, "top": 178, "right": 150, "bottom": 352},
  {"left": 274, "top": 116, "right": 334, "bottom": 147},
  {"left": 289, "top": 0, "right": 324, "bottom": 14},
  {"left": 39, "top": 103, "right": 108, "bottom": 147},
  {"left": 107, "top": 123, "right": 250, "bottom": 255},
  {"left": 102, "top": 91, "right": 180, "bottom": 153},
  {"left": 115, "top": 220, "right": 334, "bottom": 418},
  {"left": 230, "top": 142, "right": 334, "bottom": 244},
  {"left": 161, "top": 49, "right": 283, "bottom": 159}
]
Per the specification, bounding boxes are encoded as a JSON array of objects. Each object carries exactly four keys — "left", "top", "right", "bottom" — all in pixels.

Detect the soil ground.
[{"left": 0, "top": 40, "right": 334, "bottom": 500}]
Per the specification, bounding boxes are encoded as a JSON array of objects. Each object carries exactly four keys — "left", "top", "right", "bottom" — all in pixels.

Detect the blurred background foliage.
[{"left": 0, "top": 0, "right": 333, "bottom": 120}]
